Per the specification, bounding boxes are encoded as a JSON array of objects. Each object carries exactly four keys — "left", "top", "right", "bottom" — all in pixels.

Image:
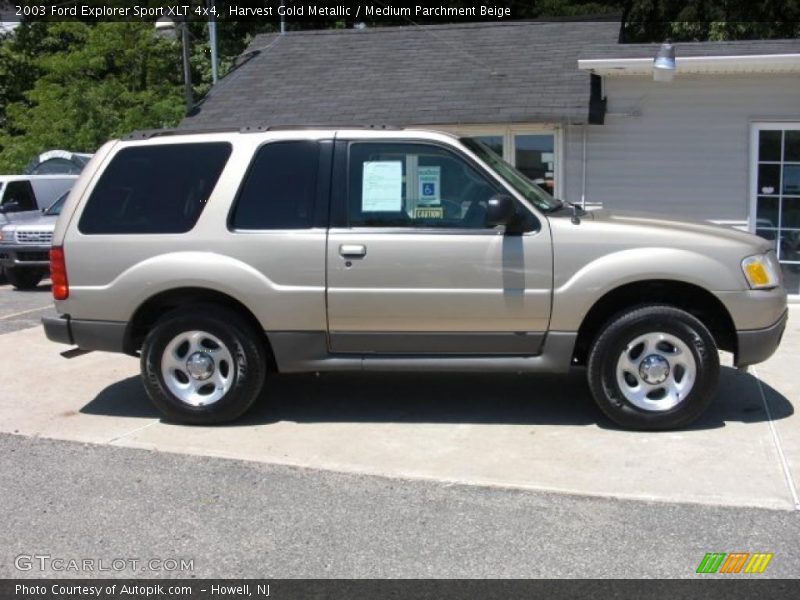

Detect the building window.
[
  {"left": 751, "top": 123, "right": 800, "bottom": 295},
  {"left": 514, "top": 134, "right": 556, "bottom": 196},
  {"left": 437, "top": 126, "right": 559, "bottom": 197}
]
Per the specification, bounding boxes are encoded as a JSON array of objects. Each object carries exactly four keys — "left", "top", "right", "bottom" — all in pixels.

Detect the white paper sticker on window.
[
  {"left": 417, "top": 166, "right": 441, "bottom": 205},
  {"left": 362, "top": 161, "right": 402, "bottom": 212}
]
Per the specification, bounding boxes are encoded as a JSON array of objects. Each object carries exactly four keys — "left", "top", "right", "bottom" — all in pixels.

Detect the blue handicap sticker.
[{"left": 422, "top": 183, "right": 436, "bottom": 197}]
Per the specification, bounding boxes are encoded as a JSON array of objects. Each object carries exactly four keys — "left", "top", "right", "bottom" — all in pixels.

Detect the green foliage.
[
  {"left": 622, "top": 0, "right": 800, "bottom": 42},
  {"left": 0, "top": 22, "right": 185, "bottom": 173}
]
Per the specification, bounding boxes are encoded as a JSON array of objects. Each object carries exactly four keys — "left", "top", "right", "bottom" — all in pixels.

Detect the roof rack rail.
[
  {"left": 241, "top": 124, "right": 404, "bottom": 132},
  {"left": 122, "top": 127, "right": 240, "bottom": 140},
  {"left": 123, "top": 124, "right": 404, "bottom": 140}
]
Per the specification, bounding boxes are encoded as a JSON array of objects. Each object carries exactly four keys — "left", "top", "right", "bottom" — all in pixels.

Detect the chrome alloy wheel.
[
  {"left": 161, "top": 330, "right": 235, "bottom": 407},
  {"left": 615, "top": 332, "right": 697, "bottom": 412}
]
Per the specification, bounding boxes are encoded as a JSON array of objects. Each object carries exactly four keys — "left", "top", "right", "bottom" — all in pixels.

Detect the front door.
[{"left": 326, "top": 140, "right": 553, "bottom": 355}]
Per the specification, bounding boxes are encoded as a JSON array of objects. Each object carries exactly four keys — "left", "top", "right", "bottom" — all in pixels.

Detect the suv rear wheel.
[
  {"left": 5, "top": 267, "right": 44, "bottom": 290},
  {"left": 587, "top": 305, "right": 719, "bottom": 430},
  {"left": 141, "top": 306, "right": 267, "bottom": 424}
]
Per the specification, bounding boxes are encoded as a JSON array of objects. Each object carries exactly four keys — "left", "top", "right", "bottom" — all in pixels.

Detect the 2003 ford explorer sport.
[{"left": 42, "top": 127, "right": 788, "bottom": 429}]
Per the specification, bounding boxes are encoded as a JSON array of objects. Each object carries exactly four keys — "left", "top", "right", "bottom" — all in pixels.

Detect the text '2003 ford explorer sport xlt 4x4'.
[{"left": 42, "top": 127, "right": 788, "bottom": 430}]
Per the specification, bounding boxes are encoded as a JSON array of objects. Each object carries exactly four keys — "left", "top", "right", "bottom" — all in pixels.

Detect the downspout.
[{"left": 581, "top": 124, "right": 587, "bottom": 209}]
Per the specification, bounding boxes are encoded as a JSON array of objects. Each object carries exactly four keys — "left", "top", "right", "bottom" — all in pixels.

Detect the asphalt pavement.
[
  {"left": 0, "top": 280, "right": 55, "bottom": 335},
  {"left": 1, "top": 433, "right": 799, "bottom": 579}
]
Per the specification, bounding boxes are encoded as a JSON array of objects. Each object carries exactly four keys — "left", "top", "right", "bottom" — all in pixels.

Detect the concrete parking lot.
[{"left": 1, "top": 280, "right": 798, "bottom": 512}]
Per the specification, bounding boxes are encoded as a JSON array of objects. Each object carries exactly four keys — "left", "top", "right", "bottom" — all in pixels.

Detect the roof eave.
[{"left": 577, "top": 53, "right": 800, "bottom": 76}]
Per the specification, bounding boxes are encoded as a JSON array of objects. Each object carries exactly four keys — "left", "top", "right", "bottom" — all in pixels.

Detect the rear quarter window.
[{"left": 78, "top": 143, "right": 232, "bottom": 234}]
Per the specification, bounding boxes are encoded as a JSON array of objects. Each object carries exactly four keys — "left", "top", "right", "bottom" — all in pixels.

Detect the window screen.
[
  {"left": 230, "top": 141, "right": 319, "bottom": 230},
  {"left": 2, "top": 181, "right": 37, "bottom": 212},
  {"left": 348, "top": 143, "right": 501, "bottom": 229},
  {"left": 79, "top": 143, "right": 231, "bottom": 234}
]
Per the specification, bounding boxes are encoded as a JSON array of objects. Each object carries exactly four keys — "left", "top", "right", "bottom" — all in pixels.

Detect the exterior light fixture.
[
  {"left": 154, "top": 16, "right": 178, "bottom": 41},
  {"left": 653, "top": 40, "right": 676, "bottom": 82}
]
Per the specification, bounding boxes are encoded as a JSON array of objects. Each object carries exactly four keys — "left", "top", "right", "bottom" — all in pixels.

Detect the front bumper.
[
  {"left": 736, "top": 309, "right": 788, "bottom": 368},
  {"left": 0, "top": 244, "right": 50, "bottom": 267},
  {"left": 42, "top": 315, "right": 127, "bottom": 353}
]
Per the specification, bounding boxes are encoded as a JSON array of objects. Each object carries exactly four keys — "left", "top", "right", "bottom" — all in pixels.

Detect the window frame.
[
  {"left": 333, "top": 138, "right": 540, "bottom": 235},
  {"left": 227, "top": 139, "right": 333, "bottom": 233},
  {"left": 750, "top": 123, "right": 800, "bottom": 253},
  {"left": 749, "top": 121, "right": 800, "bottom": 297}
]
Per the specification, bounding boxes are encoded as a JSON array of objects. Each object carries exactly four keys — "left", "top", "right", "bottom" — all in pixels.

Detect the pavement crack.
[
  {"left": 753, "top": 366, "right": 800, "bottom": 511},
  {"left": 106, "top": 420, "right": 160, "bottom": 445}
]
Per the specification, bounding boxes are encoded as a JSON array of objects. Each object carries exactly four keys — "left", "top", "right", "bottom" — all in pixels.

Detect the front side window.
[
  {"left": 2, "top": 180, "right": 37, "bottom": 212},
  {"left": 230, "top": 141, "right": 319, "bottom": 230},
  {"left": 462, "top": 138, "right": 561, "bottom": 213},
  {"left": 347, "top": 142, "right": 502, "bottom": 229},
  {"left": 79, "top": 143, "right": 231, "bottom": 234}
]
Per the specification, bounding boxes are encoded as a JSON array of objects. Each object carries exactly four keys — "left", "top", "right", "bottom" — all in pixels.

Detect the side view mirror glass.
[{"left": 0, "top": 201, "right": 20, "bottom": 214}]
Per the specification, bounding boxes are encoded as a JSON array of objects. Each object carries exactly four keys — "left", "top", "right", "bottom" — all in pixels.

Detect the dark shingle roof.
[
  {"left": 182, "top": 20, "right": 621, "bottom": 129},
  {"left": 580, "top": 38, "right": 800, "bottom": 60}
]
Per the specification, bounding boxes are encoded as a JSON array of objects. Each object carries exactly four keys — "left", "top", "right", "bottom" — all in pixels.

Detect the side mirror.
[
  {"left": 0, "top": 201, "right": 20, "bottom": 214},
  {"left": 486, "top": 195, "right": 517, "bottom": 228}
]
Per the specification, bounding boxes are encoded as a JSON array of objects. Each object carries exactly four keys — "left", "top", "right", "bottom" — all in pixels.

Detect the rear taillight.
[{"left": 50, "top": 246, "right": 69, "bottom": 300}]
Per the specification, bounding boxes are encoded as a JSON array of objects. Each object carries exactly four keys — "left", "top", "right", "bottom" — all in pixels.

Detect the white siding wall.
[{"left": 563, "top": 73, "right": 800, "bottom": 223}]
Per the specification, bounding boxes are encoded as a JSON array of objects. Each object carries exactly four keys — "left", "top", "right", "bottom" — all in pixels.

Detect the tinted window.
[
  {"left": 79, "top": 143, "right": 231, "bottom": 234},
  {"left": 347, "top": 143, "right": 502, "bottom": 229},
  {"left": 230, "top": 141, "right": 319, "bottom": 230},
  {"left": 2, "top": 180, "right": 37, "bottom": 211}
]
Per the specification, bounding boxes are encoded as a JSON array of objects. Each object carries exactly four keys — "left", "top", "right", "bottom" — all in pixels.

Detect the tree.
[
  {"left": 622, "top": 0, "right": 800, "bottom": 42},
  {"left": 0, "top": 22, "right": 186, "bottom": 172}
]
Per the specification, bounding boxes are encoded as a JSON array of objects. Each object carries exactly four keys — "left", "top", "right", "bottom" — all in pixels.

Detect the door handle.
[{"left": 339, "top": 244, "right": 367, "bottom": 258}]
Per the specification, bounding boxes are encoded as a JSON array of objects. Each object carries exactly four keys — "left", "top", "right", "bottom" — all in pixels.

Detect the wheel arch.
[
  {"left": 572, "top": 279, "right": 737, "bottom": 365},
  {"left": 124, "top": 287, "right": 277, "bottom": 371}
]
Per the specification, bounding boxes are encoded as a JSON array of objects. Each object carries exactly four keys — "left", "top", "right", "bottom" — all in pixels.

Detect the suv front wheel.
[
  {"left": 587, "top": 305, "right": 720, "bottom": 430},
  {"left": 141, "top": 306, "right": 267, "bottom": 424}
]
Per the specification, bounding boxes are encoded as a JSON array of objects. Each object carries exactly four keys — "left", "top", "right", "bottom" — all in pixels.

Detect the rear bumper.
[
  {"left": 0, "top": 244, "right": 50, "bottom": 267},
  {"left": 42, "top": 315, "right": 127, "bottom": 353},
  {"left": 735, "top": 309, "right": 788, "bottom": 368}
]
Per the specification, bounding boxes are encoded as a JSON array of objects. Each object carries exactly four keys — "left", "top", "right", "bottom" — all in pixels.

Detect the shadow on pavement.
[
  {"left": 81, "top": 365, "right": 793, "bottom": 431},
  {"left": 5, "top": 283, "right": 52, "bottom": 293}
]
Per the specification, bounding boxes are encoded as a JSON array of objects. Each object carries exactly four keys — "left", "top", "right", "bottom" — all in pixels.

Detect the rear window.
[
  {"left": 79, "top": 143, "right": 231, "bottom": 234},
  {"left": 229, "top": 141, "right": 319, "bottom": 230}
]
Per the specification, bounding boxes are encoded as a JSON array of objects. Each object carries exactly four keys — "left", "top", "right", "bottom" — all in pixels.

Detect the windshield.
[
  {"left": 45, "top": 190, "right": 70, "bottom": 216},
  {"left": 461, "top": 138, "right": 562, "bottom": 212}
]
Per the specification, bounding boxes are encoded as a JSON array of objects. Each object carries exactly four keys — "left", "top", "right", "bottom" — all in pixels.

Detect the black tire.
[
  {"left": 587, "top": 305, "right": 719, "bottom": 430},
  {"left": 141, "top": 305, "right": 267, "bottom": 425},
  {"left": 5, "top": 267, "right": 44, "bottom": 290}
]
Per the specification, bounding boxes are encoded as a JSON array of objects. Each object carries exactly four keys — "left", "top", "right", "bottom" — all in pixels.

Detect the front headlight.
[{"left": 742, "top": 253, "right": 781, "bottom": 289}]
